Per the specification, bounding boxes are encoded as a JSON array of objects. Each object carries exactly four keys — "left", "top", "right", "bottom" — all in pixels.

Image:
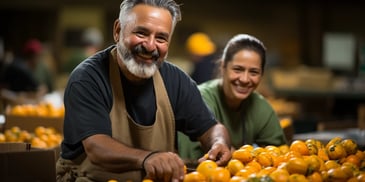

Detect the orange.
[
  {"left": 265, "top": 145, "right": 281, "bottom": 155},
  {"left": 320, "top": 170, "right": 329, "bottom": 182},
  {"left": 232, "top": 149, "right": 253, "bottom": 163},
  {"left": 31, "top": 137, "right": 48, "bottom": 148},
  {"left": 269, "top": 168, "right": 290, "bottom": 182},
  {"left": 306, "top": 143, "right": 318, "bottom": 155},
  {"left": 347, "top": 177, "right": 359, "bottom": 182},
  {"left": 290, "top": 140, "right": 309, "bottom": 156},
  {"left": 317, "top": 148, "right": 329, "bottom": 161},
  {"left": 272, "top": 154, "right": 286, "bottom": 168},
  {"left": 341, "top": 161, "right": 360, "bottom": 172},
  {"left": 256, "top": 152, "right": 273, "bottom": 167},
  {"left": 340, "top": 164, "right": 354, "bottom": 179},
  {"left": 256, "top": 166, "right": 276, "bottom": 177},
  {"left": 305, "top": 139, "right": 324, "bottom": 149},
  {"left": 327, "top": 144, "right": 347, "bottom": 160},
  {"left": 4, "top": 130, "right": 17, "bottom": 142},
  {"left": 304, "top": 155, "right": 321, "bottom": 174},
  {"left": 327, "top": 167, "right": 349, "bottom": 181},
  {"left": 10, "top": 126, "right": 21, "bottom": 134},
  {"left": 34, "top": 126, "right": 46, "bottom": 137},
  {"left": 324, "top": 160, "right": 341, "bottom": 170},
  {"left": 360, "top": 160, "right": 365, "bottom": 171},
  {"left": 344, "top": 154, "right": 361, "bottom": 167},
  {"left": 277, "top": 161, "right": 288, "bottom": 170},
  {"left": 278, "top": 144, "right": 290, "bottom": 154},
  {"left": 288, "top": 174, "right": 308, "bottom": 182},
  {"left": 239, "top": 144, "right": 254, "bottom": 151},
  {"left": 306, "top": 172, "right": 322, "bottom": 182},
  {"left": 184, "top": 171, "right": 206, "bottom": 182},
  {"left": 284, "top": 151, "right": 302, "bottom": 162},
  {"left": 325, "top": 137, "right": 342, "bottom": 149},
  {"left": 196, "top": 160, "right": 218, "bottom": 177},
  {"left": 286, "top": 157, "right": 308, "bottom": 175},
  {"left": 234, "top": 168, "right": 256, "bottom": 179},
  {"left": 228, "top": 176, "right": 245, "bottom": 182},
  {"left": 245, "top": 160, "right": 262, "bottom": 172},
  {"left": 252, "top": 147, "right": 265, "bottom": 156},
  {"left": 0, "top": 133, "right": 5, "bottom": 142},
  {"left": 341, "top": 139, "right": 358, "bottom": 155},
  {"left": 107, "top": 180, "right": 118, "bottom": 182},
  {"left": 355, "top": 150, "right": 365, "bottom": 161},
  {"left": 207, "top": 167, "right": 230, "bottom": 182},
  {"left": 357, "top": 173, "right": 365, "bottom": 181},
  {"left": 226, "top": 159, "right": 244, "bottom": 176}
]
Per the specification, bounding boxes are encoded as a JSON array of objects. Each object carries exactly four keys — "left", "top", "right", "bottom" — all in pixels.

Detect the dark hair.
[
  {"left": 119, "top": 0, "right": 182, "bottom": 30},
  {"left": 221, "top": 34, "right": 266, "bottom": 74}
]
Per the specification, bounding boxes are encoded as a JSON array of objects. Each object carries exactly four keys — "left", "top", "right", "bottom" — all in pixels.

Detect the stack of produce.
[
  {"left": 0, "top": 126, "right": 62, "bottom": 149},
  {"left": 183, "top": 137, "right": 365, "bottom": 181}
]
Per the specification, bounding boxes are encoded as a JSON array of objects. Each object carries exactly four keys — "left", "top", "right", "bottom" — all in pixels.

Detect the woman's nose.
[{"left": 239, "top": 72, "right": 249, "bottom": 83}]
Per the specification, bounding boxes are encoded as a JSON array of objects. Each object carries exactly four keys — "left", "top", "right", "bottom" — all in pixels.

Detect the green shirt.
[{"left": 178, "top": 79, "right": 287, "bottom": 160}]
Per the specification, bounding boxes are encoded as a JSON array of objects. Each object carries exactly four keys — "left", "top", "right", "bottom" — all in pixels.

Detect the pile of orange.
[
  {"left": 0, "top": 126, "right": 63, "bottom": 149},
  {"left": 182, "top": 137, "right": 365, "bottom": 182},
  {"left": 8, "top": 102, "right": 65, "bottom": 118}
]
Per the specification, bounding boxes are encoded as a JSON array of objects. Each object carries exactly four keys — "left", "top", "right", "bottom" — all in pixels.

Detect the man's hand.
[
  {"left": 198, "top": 142, "right": 231, "bottom": 166},
  {"left": 198, "top": 123, "right": 232, "bottom": 166},
  {"left": 143, "top": 151, "right": 185, "bottom": 182}
]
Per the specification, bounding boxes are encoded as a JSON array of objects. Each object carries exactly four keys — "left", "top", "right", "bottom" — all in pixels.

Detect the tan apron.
[{"left": 56, "top": 48, "right": 175, "bottom": 182}]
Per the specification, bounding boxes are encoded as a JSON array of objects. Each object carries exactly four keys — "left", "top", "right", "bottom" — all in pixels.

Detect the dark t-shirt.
[{"left": 61, "top": 45, "right": 217, "bottom": 159}]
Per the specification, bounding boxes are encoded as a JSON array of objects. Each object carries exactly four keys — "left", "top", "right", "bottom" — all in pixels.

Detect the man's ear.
[{"left": 113, "top": 19, "right": 121, "bottom": 43}]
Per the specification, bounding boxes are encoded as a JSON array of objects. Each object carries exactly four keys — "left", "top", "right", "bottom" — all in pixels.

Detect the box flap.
[
  {"left": 0, "top": 143, "right": 31, "bottom": 153},
  {"left": 0, "top": 149, "right": 56, "bottom": 182}
]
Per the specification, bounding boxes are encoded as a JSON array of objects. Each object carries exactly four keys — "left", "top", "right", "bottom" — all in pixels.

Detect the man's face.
[{"left": 114, "top": 4, "right": 173, "bottom": 79}]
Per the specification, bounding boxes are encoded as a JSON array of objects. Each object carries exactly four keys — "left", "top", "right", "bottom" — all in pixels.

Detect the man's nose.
[{"left": 142, "top": 37, "right": 157, "bottom": 52}]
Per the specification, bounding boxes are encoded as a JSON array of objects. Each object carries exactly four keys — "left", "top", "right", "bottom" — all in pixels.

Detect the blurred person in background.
[
  {"left": 178, "top": 34, "right": 287, "bottom": 160},
  {"left": 56, "top": 0, "right": 231, "bottom": 181},
  {"left": 63, "top": 27, "right": 104, "bottom": 74},
  {"left": 25, "top": 39, "right": 55, "bottom": 93},
  {"left": 185, "top": 32, "right": 218, "bottom": 84},
  {"left": 0, "top": 38, "right": 52, "bottom": 105}
]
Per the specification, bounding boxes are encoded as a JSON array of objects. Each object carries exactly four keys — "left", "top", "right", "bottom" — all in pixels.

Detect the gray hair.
[{"left": 119, "top": 0, "right": 182, "bottom": 30}]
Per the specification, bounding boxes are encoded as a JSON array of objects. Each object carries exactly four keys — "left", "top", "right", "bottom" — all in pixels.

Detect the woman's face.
[{"left": 222, "top": 49, "right": 263, "bottom": 106}]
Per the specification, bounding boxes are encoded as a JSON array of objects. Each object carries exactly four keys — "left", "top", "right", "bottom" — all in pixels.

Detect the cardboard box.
[
  {"left": 270, "top": 67, "right": 333, "bottom": 91},
  {"left": 0, "top": 143, "right": 57, "bottom": 182},
  {"left": 4, "top": 115, "right": 64, "bottom": 134},
  {"left": 3, "top": 115, "right": 63, "bottom": 161}
]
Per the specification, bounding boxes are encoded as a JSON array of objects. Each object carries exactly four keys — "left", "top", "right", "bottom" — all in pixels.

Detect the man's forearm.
[{"left": 198, "top": 123, "right": 231, "bottom": 152}]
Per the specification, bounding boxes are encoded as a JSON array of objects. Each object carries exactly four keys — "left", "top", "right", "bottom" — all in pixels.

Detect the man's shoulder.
[{"left": 159, "top": 61, "right": 192, "bottom": 82}]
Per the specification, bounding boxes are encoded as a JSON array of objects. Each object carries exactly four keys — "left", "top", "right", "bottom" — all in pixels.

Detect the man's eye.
[
  {"left": 156, "top": 37, "right": 167, "bottom": 43},
  {"left": 135, "top": 32, "right": 147, "bottom": 37}
]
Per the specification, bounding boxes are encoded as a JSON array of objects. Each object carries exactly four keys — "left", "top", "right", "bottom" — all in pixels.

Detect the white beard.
[{"left": 116, "top": 42, "right": 158, "bottom": 79}]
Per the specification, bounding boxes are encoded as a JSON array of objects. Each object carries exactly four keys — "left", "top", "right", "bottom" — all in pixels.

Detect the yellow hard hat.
[{"left": 186, "top": 32, "right": 216, "bottom": 56}]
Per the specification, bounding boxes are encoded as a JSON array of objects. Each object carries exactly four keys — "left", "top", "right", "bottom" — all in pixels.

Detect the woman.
[{"left": 178, "top": 34, "right": 287, "bottom": 161}]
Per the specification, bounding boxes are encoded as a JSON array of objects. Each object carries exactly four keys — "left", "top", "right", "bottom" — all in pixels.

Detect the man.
[{"left": 56, "top": 0, "right": 231, "bottom": 181}]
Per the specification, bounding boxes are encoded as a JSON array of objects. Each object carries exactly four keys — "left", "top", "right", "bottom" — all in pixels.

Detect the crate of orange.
[{"left": 4, "top": 102, "right": 64, "bottom": 134}]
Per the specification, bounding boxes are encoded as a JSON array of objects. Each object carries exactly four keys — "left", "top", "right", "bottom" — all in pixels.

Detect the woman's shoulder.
[
  {"left": 247, "top": 92, "right": 275, "bottom": 111},
  {"left": 198, "top": 79, "right": 221, "bottom": 92}
]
